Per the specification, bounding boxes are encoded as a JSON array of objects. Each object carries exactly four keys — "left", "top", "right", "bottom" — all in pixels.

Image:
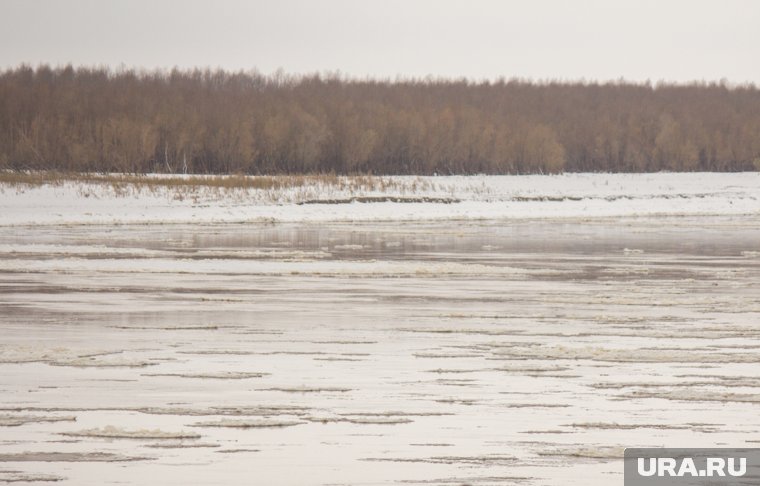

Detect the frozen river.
[{"left": 1, "top": 217, "right": 760, "bottom": 485}]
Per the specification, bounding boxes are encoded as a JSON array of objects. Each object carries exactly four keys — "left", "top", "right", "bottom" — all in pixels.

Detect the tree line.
[{"left": 1, "top": 65, "right": 759, "bottom": 174}]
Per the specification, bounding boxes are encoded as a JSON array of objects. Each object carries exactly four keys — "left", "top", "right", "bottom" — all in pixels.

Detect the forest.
[{"left": 1, "top": 65, "right": 759, "bottom": 175}]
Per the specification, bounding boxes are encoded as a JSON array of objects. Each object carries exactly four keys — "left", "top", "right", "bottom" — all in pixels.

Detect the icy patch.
[
  {"left": 215, "top": 449, "right": 260, "bottom": 454},
  {"left": 537, "top": 446, "right": 625, "bottom": 460},
  {"left": 61, "top": 426, "right": 200, "bottom": 440},
  {"left": 362, "top": 454, "right": 518, "bottom": 465},
  {"left": 491, "top": 365, "right": 572, "bottom": 373},
  {"left": 590, "top": 378, "right": 760, "bottom": 389},
  {"left": 261, "top": 386, "right": 352, "bottom": 393},
  {"left": 135, "top": 405, "right": 310, "bottom": 417},
  {"left": 413, "top": 352, "right": 482, "bottom": 359},
  {"left": 623, "top": 390, "right": 760, "bottom": 403},
  {"left": 142, "top": 372, "right": 269, "bottom": 380},
  {"left": 0, "top": 347, "right": 160, "bottom": 368},
  {"left": 145, "top": 442, "right": 220, "bottom": 449},
  {"left": 493, "top": 345, "right": 760, "bottom": 363},
  {"left": 311, "top": 340, "right": 377, "bottom": 345},
  {"left": 191, "top": 419, "right": 305, "bottom": 429},
  {"left": 4, "top": 258, "right": 532, "bottom": 278},
  {"left": 0, "top": 243, "right": 167, "bottom": 257},
  {"left": 340, "top": 417, "right": 413, "bottom": 425},
  {"left": 313, "top": 356, "right": 365, "bottom": 362},
  {"left": 0, "top": 452, "right": 147, "bottom": 462},
  {"left": 0, "top": 415, "right": 76, "bottom": 427},
  {"left": 502, "top": 403, "right": 570, "bottom": 409},
  {"left": 112, "top": 325, "right": 226, "bottom": 331},
  {"left": 308, "top": 415, "right": 414, "bottom": 425},
  {"left": 0, "top": 471, "right": 64, "bottom": 482},
  {"left": 332, "top": 244, "right": 364, "bottom": 250},
  {"left": 566, "top": 422, "right": 695, "bottom": 430},
  {"left": 0, "top": 347, "right": 110, "bottom": 364},
  {"left": 395, "top": 475, "right": 531, "bottom": 485},
  {"left": 434, "top": 398, "right": 479, "bottom": 406},
  {"left": 49, "top": 357, "right": 159, "bottom": 368}
]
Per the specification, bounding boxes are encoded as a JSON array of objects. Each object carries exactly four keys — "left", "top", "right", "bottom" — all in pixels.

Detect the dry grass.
[
  {"left": 0, "top": 171, "right": 346, "bottom": 190},
  {"left": 0, "top": 171, "right": 434, "bottom": 201}
]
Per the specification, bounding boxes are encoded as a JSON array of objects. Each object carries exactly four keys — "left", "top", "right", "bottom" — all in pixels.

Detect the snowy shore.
[{"left": 1, "top": 172, "right": 759, "bottom": 226}]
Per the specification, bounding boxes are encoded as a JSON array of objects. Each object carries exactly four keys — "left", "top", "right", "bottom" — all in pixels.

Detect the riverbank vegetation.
[{"left": 1, "top": 65, "right": 759, "bottom": 174}]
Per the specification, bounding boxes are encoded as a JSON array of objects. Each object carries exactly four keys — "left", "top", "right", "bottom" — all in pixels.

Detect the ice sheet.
[
  {"left": 1, "top": 173, "right": 759, "bottom": 226},
  {"left": 1, "top": 202, "right": 759, "bottom": 485}
]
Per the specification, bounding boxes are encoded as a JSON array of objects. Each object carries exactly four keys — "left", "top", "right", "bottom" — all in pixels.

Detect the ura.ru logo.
[{"left": 638, "top": 457, "right": 746, "bottom": 477}]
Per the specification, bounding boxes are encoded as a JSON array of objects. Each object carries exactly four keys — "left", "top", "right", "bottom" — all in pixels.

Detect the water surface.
[{"left": 1, "top": 217, "right": 759, "bottom": 485}]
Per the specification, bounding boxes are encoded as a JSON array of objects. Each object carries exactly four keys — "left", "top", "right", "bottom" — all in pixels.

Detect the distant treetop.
[{"left": 1, "top": 65, "right": 758, "bottom": 174}]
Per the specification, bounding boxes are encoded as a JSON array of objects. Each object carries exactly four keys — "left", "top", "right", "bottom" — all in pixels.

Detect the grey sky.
[{"left": 1, "top": 0, "right": 758, "bottom": 83}]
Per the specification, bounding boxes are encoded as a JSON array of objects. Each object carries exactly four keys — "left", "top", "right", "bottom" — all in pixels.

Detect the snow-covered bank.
[{"left": 1, "top": 173, "right": 759, "bottom": 226}]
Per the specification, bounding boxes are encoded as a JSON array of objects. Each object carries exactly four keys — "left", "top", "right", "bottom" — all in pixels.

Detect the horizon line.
[{"left": 2, "top": 62, "right": 758, "bottom": 89}]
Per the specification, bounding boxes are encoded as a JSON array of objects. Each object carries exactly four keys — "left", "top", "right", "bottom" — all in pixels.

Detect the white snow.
[{"left": 1, "top": 172, "right": 759, "bottom": 226}]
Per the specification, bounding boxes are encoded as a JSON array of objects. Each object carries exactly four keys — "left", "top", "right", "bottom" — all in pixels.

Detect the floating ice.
[
  {"left": 61, "top": 426, "right": 200, "bottom": 440},
  {"left": 537, "top": 446, "right": 625, "bottom": 459},
  {"left": 142, "top": 372, "right": 269, "bottom": 380},
  {"left": 0, "top": 415, "right": 76, "bottom": 427},
  {"left": 0, "top": 452, "right": 148, "bottom": 462},
  {"left": 191, "top": 419, "right": 305, "bottom": 428}
]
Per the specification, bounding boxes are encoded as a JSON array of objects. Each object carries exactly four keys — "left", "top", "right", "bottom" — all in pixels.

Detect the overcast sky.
[{"left": 1, "top": 0, "right": 758, "bottom": 83}]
